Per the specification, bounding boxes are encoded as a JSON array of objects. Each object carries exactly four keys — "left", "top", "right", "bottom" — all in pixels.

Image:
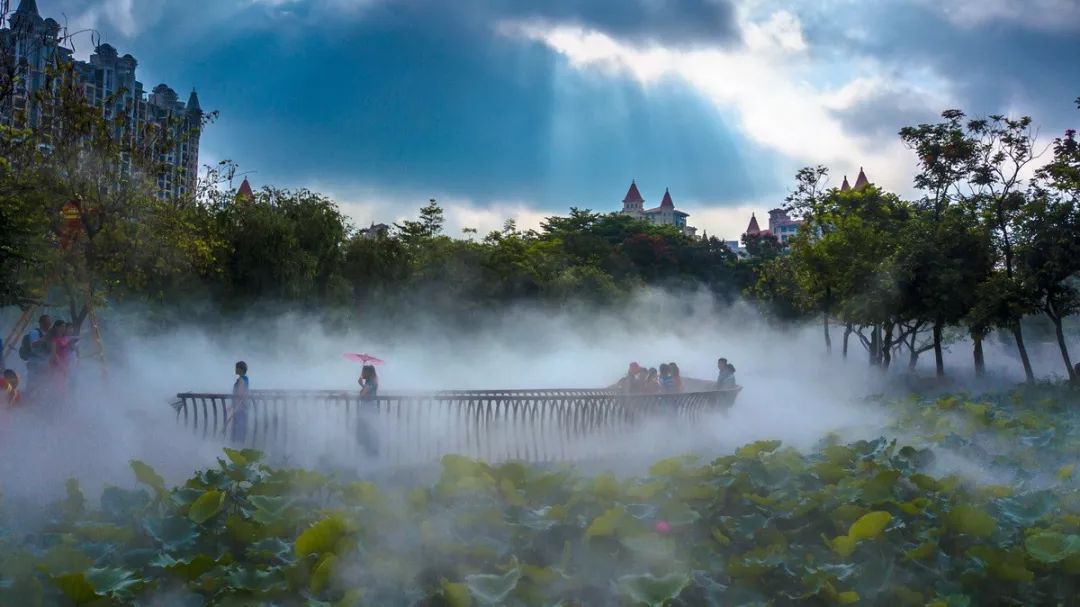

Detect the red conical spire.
[
  {"left": 622, "top": 180, "right": 645, "bottom": 204},
  {"left": 746, "top": 213, "right": 761, "bottom": 235},
  {"left": 840, "top": 175, "right": 851, "bottom": 192},
  {"left": 853, "top": 167, "right": 869, "bottom": 190},
  {"left": 236, "top": 178, "right": 254, "bottom": 201},
  {"left": 660, "top": 187, "right": 674, "bottom": 208}
]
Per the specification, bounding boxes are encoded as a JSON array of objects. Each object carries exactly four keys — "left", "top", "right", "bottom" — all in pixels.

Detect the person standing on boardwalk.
[
  {"left": 20, "top": 315, "right": 52, "bottom": 393},
  {"left": 355, "top": 364, "right": 380, "bottom": 457},
  {"left": 226, "top": 361, "right": 250, "bottom": 444}
]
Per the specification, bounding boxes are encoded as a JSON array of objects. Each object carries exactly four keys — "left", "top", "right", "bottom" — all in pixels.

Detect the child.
[
  {"left": 226, "top": 361, "right": 250, "bottom": 444},
  {"left": 0, "top": 369, "right": 20, "bottom": 407}
]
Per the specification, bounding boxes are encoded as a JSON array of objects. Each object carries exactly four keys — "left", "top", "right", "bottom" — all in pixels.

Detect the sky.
[{"left": 26, "top": 0, "right": 1080, "bottom": 239}]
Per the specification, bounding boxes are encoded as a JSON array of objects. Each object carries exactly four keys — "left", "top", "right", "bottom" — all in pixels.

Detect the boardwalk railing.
[{"left": 171, "top": 386, "right": 740, "bottom": 464}]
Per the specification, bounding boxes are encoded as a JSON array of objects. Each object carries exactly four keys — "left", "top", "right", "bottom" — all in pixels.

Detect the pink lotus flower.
[{"left": 655, "top": 520, "right": 672, "bottom": 534}]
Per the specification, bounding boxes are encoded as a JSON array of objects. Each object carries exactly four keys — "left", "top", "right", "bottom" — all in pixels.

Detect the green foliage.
[{"left": 2, "top": 389, "right": 1080, "bottom": 605}]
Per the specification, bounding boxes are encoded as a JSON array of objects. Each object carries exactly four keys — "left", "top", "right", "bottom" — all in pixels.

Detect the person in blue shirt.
[{"left": 227, "top": 361, "right": 250, "bottom": 444}]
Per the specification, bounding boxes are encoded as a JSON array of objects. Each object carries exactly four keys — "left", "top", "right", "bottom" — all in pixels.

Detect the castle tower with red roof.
[
  {"left": 618, "top": 181, "right": 696, "bottom": 236},
  {"left": 621, "top": 180, "right": 645, "bottom": 217},
  {"left": 853, "top": 167, "right": 870, "bottom": 190},
  {"left": 236, "top": 177, "right": 254, "bottom": 203},
  {"left": 745, "top": 213, "right": 761, "bottom": 235}
]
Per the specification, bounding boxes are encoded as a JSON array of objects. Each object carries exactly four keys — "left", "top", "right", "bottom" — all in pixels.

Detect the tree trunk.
[
  {"left": 882, "top": 324, "right": 894, "bottom": 370},
  {"left": 933, "top": 319, "right": 945, "bottom": 378},
  {"left": 1050, "top": 314, "right": 1075, "bottom": 382},
  {"left": 1012, "top": 324, "right": 1035, "bottom": 383},
  {"left": 823, "top": 310, "right": 832, "bottom": 356},
  {"left": 870, "top": 325, "right": 881, "bottom": 367},
  {"left": 842, "top": 324, "right": 852, "bottom": 359},
  {"left": 909, "top": 346, "right": 919, "bottom": 370},
  {"left": 973, "top": 333, "right": 985, "bottom": 378}
]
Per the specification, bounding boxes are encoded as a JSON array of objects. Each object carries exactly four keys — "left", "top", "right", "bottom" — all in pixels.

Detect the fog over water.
[{"left": 0, "top": 288, "right": 1070, "bottom": 509}]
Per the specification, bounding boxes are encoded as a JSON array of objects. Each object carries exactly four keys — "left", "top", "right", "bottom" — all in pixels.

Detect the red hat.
[{"left": 629, "top": 362, "right": 641, "bottom": 372}]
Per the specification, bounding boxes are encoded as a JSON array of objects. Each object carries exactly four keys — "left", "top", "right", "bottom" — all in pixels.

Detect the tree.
[
  {"left": 901, "top": 110, "right": 1044, "bottom": 381},
  {"left": 395, "top": 198, "right": 445, "bottom": 244},
  {"left": 892, "top": 207, "right": 993, "bottom": 376},
  {"left": 741, "top": 231, "right": 782, "bottom": 259},
  {"left": 0, "top": 125, "right": 51, "bottom": 307},
  {"left": 1017, "top": 192, "right": 1080, "bottom": 380}
]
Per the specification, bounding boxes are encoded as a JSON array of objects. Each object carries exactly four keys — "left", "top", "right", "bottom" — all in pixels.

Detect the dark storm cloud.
[
  {"left": 107, "top": 0, "right": 769, "bottom": 209},
  {"left": 483, "top": 0, "right": 740, "bottom": 47},
  {"left": 830, "top": 86, "right": 944, "bottom": 143},
  {"left": 804, "top": 2, "right": 1080, "bottom": 134}
]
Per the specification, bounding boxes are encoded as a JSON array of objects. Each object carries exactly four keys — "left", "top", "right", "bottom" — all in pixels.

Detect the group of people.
[
  {"left": 1, "top": 314, "right": 80, "bottom": 407},
  {"left": 614, "top": 357, "right": 738, "bottom": 395},
  {"left": 616, "top": 361, "right": 686, "bottom": 394}
]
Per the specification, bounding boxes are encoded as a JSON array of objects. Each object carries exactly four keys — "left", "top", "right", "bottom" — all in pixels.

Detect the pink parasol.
[{"left": 344, "top": 353, "right": 384, "bottom": 365}]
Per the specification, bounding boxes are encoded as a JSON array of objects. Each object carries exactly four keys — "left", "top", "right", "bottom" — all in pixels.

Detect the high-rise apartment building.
[{"left": 0, "top": 0, "right": 203, "bottom": 199}]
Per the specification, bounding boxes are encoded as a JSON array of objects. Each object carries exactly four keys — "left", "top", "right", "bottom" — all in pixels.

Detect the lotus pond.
[{"left": 1, "top": 387, "right": 1079, "bottom": 606}]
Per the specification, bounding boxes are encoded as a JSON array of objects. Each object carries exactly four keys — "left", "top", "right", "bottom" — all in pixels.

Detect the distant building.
[
  {"left": 619, "top": 180, "right": 698, "bottom": 237},
  {"left": 740, "top": 167, "right": 872, "bottom": 254},
  {"left": 766, "top": 208, "right": 804, "bottom": 245},
  {"left": 0, "top": 0, "right": 203, "bottom": 200},
  {"left": 359, "top": 222, "right": 390, "bottom": 240}
]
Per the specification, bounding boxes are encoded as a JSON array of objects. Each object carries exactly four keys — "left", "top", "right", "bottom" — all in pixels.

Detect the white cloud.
[
  {"left": 500, "top": 7, "right": 954, "bottom": 197},
  {"left": 301, "top": 182, "right": 552, "bottom": 237}
]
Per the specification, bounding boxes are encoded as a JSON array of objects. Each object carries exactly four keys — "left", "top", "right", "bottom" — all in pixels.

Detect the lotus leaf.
[
  {"left": 1025, "top": 532, "right": 1080, "bottom": 563},
  {"left": 223, "top": 448, "right": 264, "bottom": 467},
  {"left": 736, "top": 440, "right": 782, "bottom": 459},
  {"left": 130, "top": 460, "right": 168, "bottom": 499},
  {"left": 499, "top": 478, "right": 526, "bottom": 507},
  {"left": 465, "top": 559, "right": 521, "bottom": 605},
  {"left": 848, "top": 511, "right": 891, "bottom": 541},
  {"left": 296, "top": 515, "right": 351, "bottom": 558},
  {"left": 154, "top": 553, "right": 219, "bottom": 581},
  {"left": 442, "top": 580, "right": 472, "bottom": 607},
  {"left": 51, "top": 572, "right": 98, "bottom": 603},
  {"left": 621, "top": 535, "right": 677, "bottom": 563},
  {"left": 947, "top": 506, "right": 996, "bottom": 538},
  {"left": 616, "top": 572, "right": 690, "bottom": 607},
  {"left": 144, "top": 515, "right": 199, "bottom": 551},
  {"left": 905, "top": 541, "right": 937, "bottom": 560},
  {"left": 38, "top": 544, "right": 93, "bottom": 575},
  {"left": 5, "top": 387, "right": 1080, "bottom": 605},
  {"left": 585, "top": 507, "right": 624, "bottom": 538},
  {"left": 224, "top": 565, "right": 290, "bottom": 594},
  {"left": 310, "top": 553, "right": 338, "bottom": 592},
  {"left": 837, "top": 590, "right": 859, "bottom": 603},
  {"left": 188, "top": 490, "right": 225, "bottom": 524}
]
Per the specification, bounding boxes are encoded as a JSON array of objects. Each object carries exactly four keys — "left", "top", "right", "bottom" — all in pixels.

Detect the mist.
[{"left": 0, "top": 286, "right": 1060, "bottom": 509}]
